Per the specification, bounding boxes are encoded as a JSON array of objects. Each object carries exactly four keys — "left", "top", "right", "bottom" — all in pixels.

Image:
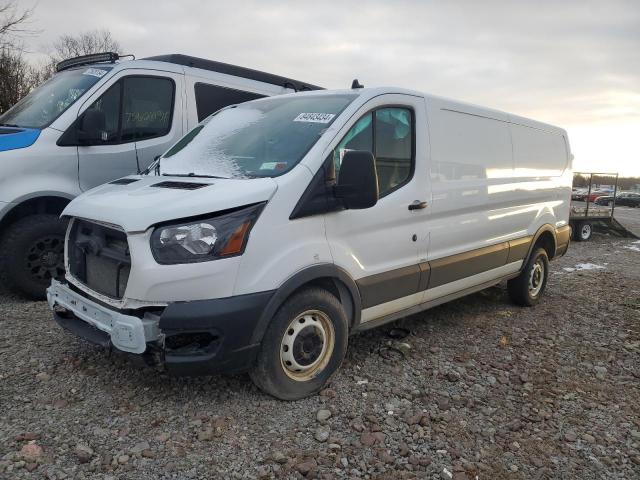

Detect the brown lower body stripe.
[
  {"left": 356, "top": 235, "right": 534, "bottom": 309},
  {"left": 357, "top": 265, "right": 421, "bottom": 310},
  {"left": 507, "top": 236, "right": 533, "bottom": 263},
  {"left": 555, "top": 226, "right": 571, "bottom": 256},
  {"left": 428, "top": 241, "right": 509, "bottom": 288}
]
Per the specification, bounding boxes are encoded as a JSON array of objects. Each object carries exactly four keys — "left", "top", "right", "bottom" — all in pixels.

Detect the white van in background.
[
  {"left": 48, "top": 87, "right": 572, "bottom": 400},
  {"left": 0, "top": 52, "right": 320, "bottom": 298}
]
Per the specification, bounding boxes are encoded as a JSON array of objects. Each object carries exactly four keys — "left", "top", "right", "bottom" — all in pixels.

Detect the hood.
[
  {"left": 0, "top": 127, "right": 40, "bottom": 152},
  {"left": 63, "top": 175, "right": 278, "bottom": 232}
]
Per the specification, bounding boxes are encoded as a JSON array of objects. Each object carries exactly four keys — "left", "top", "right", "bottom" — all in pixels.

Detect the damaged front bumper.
[
  {"left": 47, "top": 280, "right": 160, "bottom": 353},
  {"left": 47, "top": 280, "right": 274, "bottom": 375}
]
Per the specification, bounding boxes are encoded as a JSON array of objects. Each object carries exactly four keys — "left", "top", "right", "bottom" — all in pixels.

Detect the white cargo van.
[
  {"left": 47, "top": 87, "right": 572, "bottom": 399},
  {"left": 0, "top": 52, "right": 319, "bottom": 298}
]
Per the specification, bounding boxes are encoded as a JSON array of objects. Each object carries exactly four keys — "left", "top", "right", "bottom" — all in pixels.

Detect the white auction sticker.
[
  {"left": 83, "top": 68, "right": 108, "bottom": 78},
  {"left": 294, "top": 113, "right": 335, "bottom": 124}
]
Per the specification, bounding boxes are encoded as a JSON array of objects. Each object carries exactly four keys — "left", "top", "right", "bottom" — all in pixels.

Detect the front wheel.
[
  {"left": 507, "top": 247, "right": 549, "bottom": 307},
  {"left": 249, "top": 288, "right": 349, "bottom": 400},
  {"left": 0, "top": 214, "right": 68, "bottom": 299}
]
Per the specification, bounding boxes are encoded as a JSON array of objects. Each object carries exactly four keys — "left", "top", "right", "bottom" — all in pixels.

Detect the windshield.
[
  {"left": 0, "top": 66, "right": 112, "bottom": 129},
  {"left": 158, "top": 94, "right": 357, "bottom": 178}
]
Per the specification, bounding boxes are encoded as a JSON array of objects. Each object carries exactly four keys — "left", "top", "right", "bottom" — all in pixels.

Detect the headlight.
[{"left": 151, "top": 203, "right": 264, "bottom": 264}]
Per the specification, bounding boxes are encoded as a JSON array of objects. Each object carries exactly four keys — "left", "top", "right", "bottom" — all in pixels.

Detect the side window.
[
  {"left": 121, "top": 77, "right": 174, "bottom": 142},
  {"left": 194, "top": 83, "right": 265, "bottom": 122},
  {"left": 333, "top": 107, "right": 414, "bottom": 196},
  {"left": 374, "top": 108, "right": 413, "bottom": 195},
  {"left": 84, "top": 82, "right": 121, "bottom": 143},
  {"left": 67, "top": 76, "right": 174, "bottom": 146}
]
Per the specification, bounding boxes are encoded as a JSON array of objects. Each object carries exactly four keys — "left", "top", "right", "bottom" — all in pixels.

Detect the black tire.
[
  {"left": 507, "top": 247, "right": 549, "bottom": 307},
  {"left": 573, "top": 221, "right": 592, "bottom": 242},
  {"left": 249, "top": 288, "right": 349, "bottom": 400},
  {"left": 0, "top": 214, "right": 68, "bottom": 300}
]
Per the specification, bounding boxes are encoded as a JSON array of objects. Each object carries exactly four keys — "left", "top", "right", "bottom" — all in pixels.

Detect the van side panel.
[
  {"left": 511, "top": 122, "right": 568, "bottom": 177},
  {"left": 425, "top": 97, "right": 570, "bottom": 274},
  {"left": 426, "top": 98, "right": 521, "bottom": 264},
  {"left": 507, "top": 120, "right": 572, "bottom": 237}
]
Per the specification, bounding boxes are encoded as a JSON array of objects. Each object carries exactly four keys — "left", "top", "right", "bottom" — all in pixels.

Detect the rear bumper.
[{"left": 48, "top": 280, "right": 274, "bottom": 375}]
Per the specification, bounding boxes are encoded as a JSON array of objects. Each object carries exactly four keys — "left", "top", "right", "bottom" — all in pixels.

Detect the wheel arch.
[
  {"left": 250, "top": 264, "right": 362, "bottom": 345},
  {"left": 526, "top": 224, "right": 557, "bottom": 263},
  {"left": 0, "top": 193, "right": 73, "bottom": 235}
]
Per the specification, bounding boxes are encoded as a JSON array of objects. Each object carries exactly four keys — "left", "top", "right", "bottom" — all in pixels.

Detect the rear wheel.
[
  {"left": 573, "top": 221, "right": 592, "bottom": 242},
  {"left": 250, "top": 288, "right": 349, "bottom": 400},
  {"left": 508, "top": 247, "right": 549, "bottom": 307},
  {"left": 0, "top": 214, "right": 67, "bottom": 299}
]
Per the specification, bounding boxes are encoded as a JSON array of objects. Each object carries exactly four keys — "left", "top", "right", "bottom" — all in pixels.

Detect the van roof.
[
  {"left": 284, "top": 86, "right": 566, "bottom": 135},
  {"left": 56, "top": 52, "right": 323, "bottom": 92},
  {"left": 143, "top": 54, "right": 323, "bottom": 92}
]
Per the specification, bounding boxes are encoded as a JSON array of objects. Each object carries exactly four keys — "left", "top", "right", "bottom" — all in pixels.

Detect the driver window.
[
  {"left": 84, "top": 83, "right": 121, "bottom": 143},
  {"left": 332, "top": 113, "right": 373, "bottom": 171},
  {"left": 77, "top": 76, "right": 174, "bottom": 145},
  {"left": 332, "top": 107, "right": 414, "bottom": 196}
]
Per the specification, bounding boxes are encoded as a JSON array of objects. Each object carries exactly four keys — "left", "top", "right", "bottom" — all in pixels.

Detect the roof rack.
[
  {"left": 56, "top": 52, "right": 119, "bottom": 72},
  {"left": 143, "top": 54, "right": 323, "bottom": 92}
]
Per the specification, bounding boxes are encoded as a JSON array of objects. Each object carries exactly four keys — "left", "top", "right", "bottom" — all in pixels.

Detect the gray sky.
[{"left": 20, "top": 0, "right": 640, "bottom": 176}]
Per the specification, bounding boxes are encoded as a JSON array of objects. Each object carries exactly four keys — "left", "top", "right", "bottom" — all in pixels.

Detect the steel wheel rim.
[
  {"left": 25, "top": 235, "right": 65, "bottom": 282},
  {"left": 528, "top": 258, "right": 545, "bottom": 297},
  {"left": 581, "top": 224, "right": 591, "bottom": 239},
  {"left": 280, "top": 309, "right": 335, "bottom": 382}
]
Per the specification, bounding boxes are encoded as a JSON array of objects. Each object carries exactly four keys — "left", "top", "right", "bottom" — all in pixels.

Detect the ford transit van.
[
  {"left": 0, "top": 53, "right": 319, "bottom": 298},
  {"left": 48, "top": 87, "right": 572, "bottom": 400}
]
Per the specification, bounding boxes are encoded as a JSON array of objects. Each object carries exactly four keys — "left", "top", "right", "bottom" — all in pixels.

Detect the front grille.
[{"left": 68, "top": 219, "right": 131, "bottom": 299}]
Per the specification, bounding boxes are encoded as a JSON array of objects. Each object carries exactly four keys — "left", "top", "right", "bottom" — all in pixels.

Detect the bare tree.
[
  {"left": 37, "top": 29, "right": 123, "bottom": 79},
  {"left": 0, "top": 47, "right": 40, "bottom": 114},
  {"left": 0, "top": 2, "right": 37, "bottom": 114},
  {"left": 0, "top": 1, "right": 35, "bottom": 48},
  {"left": 0, "top": 3, "right": 123, "bottom": 114},
  {"left": 50, "top": 29, "right": 122, "bottom": 63}
]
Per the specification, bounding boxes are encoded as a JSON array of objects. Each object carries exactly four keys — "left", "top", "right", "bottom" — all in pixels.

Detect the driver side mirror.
[
  {"left": 77, "top": 109, "right": 106, "bottom": 145},
  {"left": 334, "top": 150, "right": 379, "bottom": 209}
]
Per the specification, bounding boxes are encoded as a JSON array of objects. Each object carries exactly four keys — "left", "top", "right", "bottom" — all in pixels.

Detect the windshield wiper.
[
  {"left": 0, "top": 123, "right": 21, "bottom": 128},
  {"left": 162, "top": 172, "right": 229, "bottom": 179}
]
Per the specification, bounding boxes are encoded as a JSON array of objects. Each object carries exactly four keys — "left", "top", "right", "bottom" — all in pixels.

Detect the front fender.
[
  {"left": 0, "top": 128, "right": 80, "bottom": 205},
  {"left": 249, "top": 263, "right": 362, "bottom": 345}
]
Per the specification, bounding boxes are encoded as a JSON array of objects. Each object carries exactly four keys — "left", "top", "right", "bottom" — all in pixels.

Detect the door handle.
[{"left": 408, "top": 200, "right": 428, "bottom": 210}]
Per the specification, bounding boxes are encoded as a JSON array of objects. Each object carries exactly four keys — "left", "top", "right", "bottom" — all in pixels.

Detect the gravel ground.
[{"left": 1, "top": 234, "right": 639, "bottom": 480}]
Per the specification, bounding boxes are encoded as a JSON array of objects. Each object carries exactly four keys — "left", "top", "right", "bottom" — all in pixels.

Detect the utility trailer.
[{"left": 570, "top": 172, "right": 634, "bottom": 241}]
